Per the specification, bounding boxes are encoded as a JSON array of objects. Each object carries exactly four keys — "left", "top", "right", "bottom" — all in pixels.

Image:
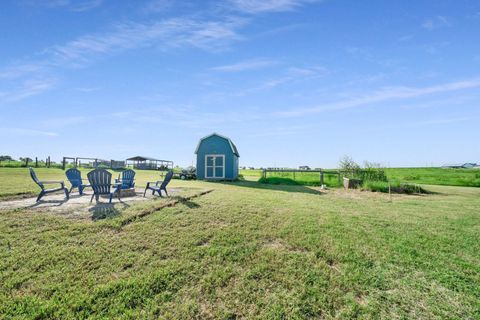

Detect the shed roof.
[
  {"left": 195, "top": 133, "right": 240, "bottom": 157},
  {"left": 126, "top": 156, "right": 160, "bottom": 161}
]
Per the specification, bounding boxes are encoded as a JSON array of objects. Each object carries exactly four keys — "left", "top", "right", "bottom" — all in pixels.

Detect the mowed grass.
[
  {"left": 0, "top": 168, "right": 479, "bottom": 318},
  {"left": 0, "top": 167, "right": 172, "bottom": 199},
  {"left": 241, "top": 167, "right": 480, "bottom": 187},
  {"left": 385, "top": 167, "right": 480, "bottom": 187}
]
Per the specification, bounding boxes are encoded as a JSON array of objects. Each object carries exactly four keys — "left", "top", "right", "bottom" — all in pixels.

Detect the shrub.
[
  {"left": 362, "top": 181, "right": 391, "bottom": 193},
  {"left": 362, "top": 181, "right": 428, "bottom": 194}
]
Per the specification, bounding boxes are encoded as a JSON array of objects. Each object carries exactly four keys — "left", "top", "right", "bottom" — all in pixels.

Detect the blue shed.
[{"left": 195, "top": 133, "right": 240, "bottom": 180}]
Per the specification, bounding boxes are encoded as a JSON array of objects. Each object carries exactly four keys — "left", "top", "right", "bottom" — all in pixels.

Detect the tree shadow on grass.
[{"left": 221, "top": 179, "right": 324, "bottom": 195}]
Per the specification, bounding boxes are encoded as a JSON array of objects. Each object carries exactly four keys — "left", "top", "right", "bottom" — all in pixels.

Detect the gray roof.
[{"left": 126, "top": 156, "right": 160, "bottom": 161}]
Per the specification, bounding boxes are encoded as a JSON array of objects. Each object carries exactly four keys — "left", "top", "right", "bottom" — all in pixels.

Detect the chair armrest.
[
  {"left": 155, "top": 180, "right": 163, "bottom": 186},
  {"left": 41, "top": 180, "right": 64, "bottom": 184}
]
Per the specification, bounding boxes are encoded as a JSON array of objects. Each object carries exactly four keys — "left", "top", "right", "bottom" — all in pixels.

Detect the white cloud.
[
  {"left": 398, "top": 34, "right": 414, "bottom": 42},
  {"left": 250, "top": 65, "right": 327, "bottom": 91},
  {"left": 0, "top": 127, "right": 58, "bottom": 137},
  {"left": 21, "top": 17, "right": 244, "bottom": 67},
  {"left": 75, "top": 86, "right": 101, "bottom": 93},
  {"left": 0, "top": 64, "right": 44, "bottom": 80},
  {"left": 0, "top": 78, "right": 56, "bottom": 102},
  {"left": 21, "top": 0, "right": 103, "bottom": 12},
  {"left": 422, "top": 16, "right": 451, "bottom": 31},
  {"left": 211, "top": 58, "right": 277, "bottom": 72},
  {"left": 0, "top": 17, "right": 245, "bottom": 101},
  {"left": 141, "top": 0, "right": 173, "bottom": 13},
  {"left": 423, "top": 41, "right": 450, "bottom": 55},
  {"left": 40, "top": 116, "right": 88, "bottom": 128},
  {"left": 377, "top": 117, "right": 470, "bottom": 131},
  {"left": 230, "top": 0, "right": 318, "bottom": 14},
  {"left": 1, "top": 0, "right": 320, "bottom": 102},
  {"left": 276, "top": 79, "right": 480, "bottom": 117}
]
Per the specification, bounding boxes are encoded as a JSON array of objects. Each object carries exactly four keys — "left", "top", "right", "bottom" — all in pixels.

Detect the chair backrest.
[
  {"left": 160, "top": 170, "right": 174, "bottom": 189},
  {"left": 87, "top": 169, "right": 112, "bottom": 195},
  {"left": 121, "top": 169, "right": 136, "bottom": 189},
  {"left": 29, "top": 167, "right": 44, "bottom": 190},
  {"left": 65, "top": 168, "right": 82, "bottom": 187}
]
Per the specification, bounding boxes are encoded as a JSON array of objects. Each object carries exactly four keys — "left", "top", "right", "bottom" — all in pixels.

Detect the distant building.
[
  {"left": 299, "top": 166, "right": 311, "bottom": 170},
  {"left": 126, "top": 156, "right": 173, "bottom": 170},
  {"left": 442, "top": 163, "right": 477, "bottom": 169}
]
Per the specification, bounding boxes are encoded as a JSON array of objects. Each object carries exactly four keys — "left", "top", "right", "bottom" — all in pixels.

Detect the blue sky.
[{"left": 1, "top": 0, "right": 479, "bottom": 168}]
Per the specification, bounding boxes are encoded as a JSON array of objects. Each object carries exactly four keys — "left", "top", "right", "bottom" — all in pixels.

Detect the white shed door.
[{"left": 205, "top": 155, "right": 225, "bottom": 179}]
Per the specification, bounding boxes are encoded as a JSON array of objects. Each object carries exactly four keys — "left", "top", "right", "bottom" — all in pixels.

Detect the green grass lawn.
[
  {"left": 0, "top": 167, "right": 479, "bottom": 318},
  {"left": 385, "top": 167, "right": 480, "bottom": 187},
  {"left": 241, "top": 167, "right": 480, "bottom": 187},
  {"left": 0, "top": 167, "right": 171, "bottom": 199}
]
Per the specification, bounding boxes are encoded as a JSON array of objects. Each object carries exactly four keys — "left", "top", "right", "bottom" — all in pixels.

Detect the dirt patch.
[
  {"left": 264, "top": 239, "right": 286, "bottom": 250},
  {"left": 263, "top": 239, "right": 309, "bottom": 254},
  {"left": 0, "top": 188, "right": 185, "bottom": 220},
  {"left": 355, "top": 294, "right": 367, "bottom": 306}
]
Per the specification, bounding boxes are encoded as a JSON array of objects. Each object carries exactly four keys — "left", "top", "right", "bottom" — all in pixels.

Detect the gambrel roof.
[{"left": 195, "top": 133, "right": 240, "bottom": 157}]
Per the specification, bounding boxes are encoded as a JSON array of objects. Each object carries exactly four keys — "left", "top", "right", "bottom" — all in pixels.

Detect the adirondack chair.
[
  {"left": 65, "top": 168, "right": 91, "bottom": 195},
  {"left": 144, "top": 170, "right": 174, "bottom": 197},
  {"left": 29, "top": 167, "right": 69, "bottom": 202},
  {"left": 115, "top": 169, "right": 136, "bottom": 190},
  {"left": 87, "top": 169, "right": 121, "bottom": 203}
]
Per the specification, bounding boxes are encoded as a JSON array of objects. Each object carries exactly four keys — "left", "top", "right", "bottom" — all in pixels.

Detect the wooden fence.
[{"left": 261, "top": 169, "right": 341, "bottom": 185}]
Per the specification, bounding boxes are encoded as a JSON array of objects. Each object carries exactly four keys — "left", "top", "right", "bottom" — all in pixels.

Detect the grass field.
[
  {"left": 241, "top": 167, "right": 480, "bottom": 187},
  {"left": 384, "top": 167, "right": 480, "bottom": 187},
  {"left": 0, "top": 167, "right": 171, "bottom": 199},
  {"left": 0, "top": 167, "right": 479, "bottom": 318}
]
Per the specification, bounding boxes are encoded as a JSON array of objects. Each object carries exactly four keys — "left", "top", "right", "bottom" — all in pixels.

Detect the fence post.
[
  {"left": 320, "top": 170, "right": 324, "bottom": 186},
  {"left": 389, "top": 182, "right": 392, "bottom": 202},
  {"left": 35, "top": 157, "right": 38, "bottom": 167}
]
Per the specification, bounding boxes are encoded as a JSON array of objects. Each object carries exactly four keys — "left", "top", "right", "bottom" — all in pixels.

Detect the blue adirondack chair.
[
  {"left": 116, "top": 169, "right": 136, "bottom": 190},
  {"left": 29, "top": 167, "right": 69, "bottom": 202},
  {"left": 87, "top": 169, "right": 121, "bottom": 203},
  {"left": 65, "top": 168, "right": 91, "bottom": 195},
  {"left": 144, "top": 170, "right": 174, "bottom": 197}
]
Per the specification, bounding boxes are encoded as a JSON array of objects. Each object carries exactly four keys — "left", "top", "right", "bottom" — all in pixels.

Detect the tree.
[
  {"left": 0, "top": 155, "right": 13, "bottom": 161},
  {"left": 19, "top": 157, "right": 33, "bottom": 164},
  {"left": 338, "top": 155, "right": 360, "bottom": 178}
]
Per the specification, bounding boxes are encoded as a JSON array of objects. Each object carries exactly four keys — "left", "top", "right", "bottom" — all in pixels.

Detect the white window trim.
[{"left": 205, "top": 154, "right": 225, "bottom": 179}]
